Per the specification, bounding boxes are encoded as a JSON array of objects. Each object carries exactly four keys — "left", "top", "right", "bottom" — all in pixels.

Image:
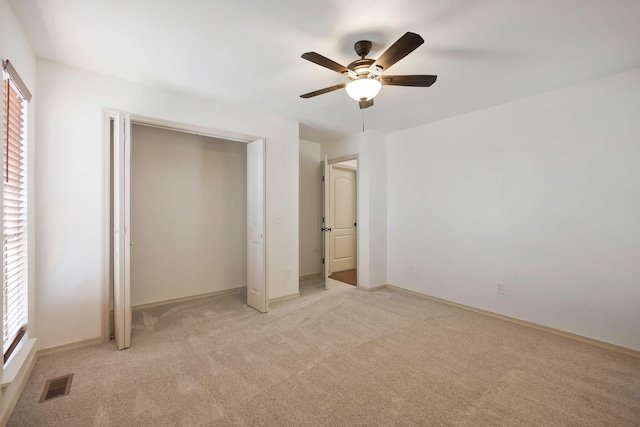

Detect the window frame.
[{"left": 2, "top": 59, "right": 31, "bottom": 365}]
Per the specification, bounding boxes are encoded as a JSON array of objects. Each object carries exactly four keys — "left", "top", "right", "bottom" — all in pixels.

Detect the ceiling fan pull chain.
[{"left": 362, "top": 109, "right": 365, "bottom": 133}]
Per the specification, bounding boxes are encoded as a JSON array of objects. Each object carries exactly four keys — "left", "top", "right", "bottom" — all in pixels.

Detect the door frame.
[
  {"left": 323, "top": 154, "right": 359, "bottom": 289},
  {"left": 328, "top": 163, "right": 357, "bottom": 276},
  {"left": 101, "top": 109, "right": 269, "bottom": 342}
]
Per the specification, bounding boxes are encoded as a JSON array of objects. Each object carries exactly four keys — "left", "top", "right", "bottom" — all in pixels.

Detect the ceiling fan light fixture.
[{"left": 345, "top": 78, "right": 381, "bottom": 101}]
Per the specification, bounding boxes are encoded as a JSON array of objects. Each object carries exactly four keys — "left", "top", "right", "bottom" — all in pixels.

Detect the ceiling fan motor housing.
[
  {"left": 354, "top": 40, "right": 372, "bottom": 58},
  {"left": 347, "top": 58, "right": 375, "bottom": 76},
  {"left": 349, "top": 40, "right": 375, "bottom": 76}
]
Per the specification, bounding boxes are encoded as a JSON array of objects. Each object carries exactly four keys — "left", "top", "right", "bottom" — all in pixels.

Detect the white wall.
[
  {"left": 130, "top": 125, "right": 246, "bottom": 306},
  {"left": 322, "top": 130, "right": 387, "bottom": 289},
  {"left": 299, "top": 139, "right": 322, "bottom": 277},
  {"left": 0, "top": 0, "right": 37, "bottom": 420},
  {"left": 35, "top": 60, "right": 299, "bottom": 350},
  {"left": 387, "top": 68, "right": 640, "bottom": 351}
]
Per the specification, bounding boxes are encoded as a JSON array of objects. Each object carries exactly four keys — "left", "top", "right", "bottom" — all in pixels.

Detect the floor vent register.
[{"left": 39, "top": 374, "right": 74, "bottom": 403}]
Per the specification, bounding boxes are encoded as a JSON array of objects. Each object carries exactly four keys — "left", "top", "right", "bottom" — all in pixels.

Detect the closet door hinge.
[{"left": 322, "top": 258, "right": 325, "bottom": 264}]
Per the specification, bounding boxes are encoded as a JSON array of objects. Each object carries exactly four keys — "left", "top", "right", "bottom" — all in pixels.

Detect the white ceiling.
[{"left": 9, "top": 0, "right": 640, "bottom": 142}]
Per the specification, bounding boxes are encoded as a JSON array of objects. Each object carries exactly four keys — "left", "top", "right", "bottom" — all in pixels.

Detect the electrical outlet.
[
  {"left": 286, "top": 268, "right": 292, "bottom": 278},
  {"left": 408, "top": 265, "right": 415, "bottom": 275},
  {"left": 496, "top": 282, "right": 505, "bottom": 294}
]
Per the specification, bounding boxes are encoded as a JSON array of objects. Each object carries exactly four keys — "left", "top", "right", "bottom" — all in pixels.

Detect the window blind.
[{"left": 2, "top": 62, "right": 28, "bottom": 362}]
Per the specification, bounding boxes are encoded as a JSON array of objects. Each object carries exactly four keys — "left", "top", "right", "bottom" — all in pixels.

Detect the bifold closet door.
[
  {"left": 113, "top": 112, "right": 131, "bottom": 349},
  {"left": 247, "top": 139, "right": 267, "bottom": 313}
]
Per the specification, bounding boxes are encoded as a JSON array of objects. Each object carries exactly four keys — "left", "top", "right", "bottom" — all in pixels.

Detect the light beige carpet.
[{"left": 9, "top": 280, "right": 640, "bottom": 426}]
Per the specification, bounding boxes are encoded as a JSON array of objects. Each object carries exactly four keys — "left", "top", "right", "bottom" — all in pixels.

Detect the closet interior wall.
[{"left": 130, "top": 124, "right": 247, "bottom": 307}]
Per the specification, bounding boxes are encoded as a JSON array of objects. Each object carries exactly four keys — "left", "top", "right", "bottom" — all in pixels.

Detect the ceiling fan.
[{"left": 300, "top": 32, "right": 437, "bottom": 109}]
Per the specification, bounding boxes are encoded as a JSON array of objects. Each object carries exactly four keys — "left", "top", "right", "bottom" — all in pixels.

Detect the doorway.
[
  {"left": 104, "top": 111, "right": 267, "bottom": 350},
  {"left": 324, "top": 158, "right": 358, "bottom": 288}
]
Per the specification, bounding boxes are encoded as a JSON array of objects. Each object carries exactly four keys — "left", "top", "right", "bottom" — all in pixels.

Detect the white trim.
[
  {"left": 299, "top": 273, "right": 323, "bottom": 280},
  {"left": 1, "top": 338, "right": 36, "bottom": 387},
  {"left": 36, "top": 337, "right": 104, "bottom": 358},
  {"left": 132, "top": 287, "right": 245, "bottom": 311},
  {"left": 327, "top": 154, "right": 358, "bottom": 165},
  {"left": 269, "top": 292, "right": 300, "bottom": 304},
  {"left": 103, "top": 109, "right": 260, "bottom": 143},
  {"left": 0, "top": 340, "right": 36, "bottom": 426},
  {"left": 386, "top": 284, "right": 640, "bottom": 359},
  {"left": 2, "top": 60, "right": 32, "bottom": 102},
  {"left": 101, "top": 110, "right": 112, "bottom": 343},
  {"left": 263, "top": 138, "right": 270, "bottom": 311},
  {"left": 357, "top": 284, "right": 386, "bottom": 292},
  {"left": 331, "top": 164, "right": 357, "bottom": 171}
]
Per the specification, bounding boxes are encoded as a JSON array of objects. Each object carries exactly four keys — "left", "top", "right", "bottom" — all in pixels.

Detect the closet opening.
[
  {"left": 128, "top": 123, "right": 248, "bottom": 306},
  {"left": 104, "top": 111, "right": 266, "bottom": 349}
]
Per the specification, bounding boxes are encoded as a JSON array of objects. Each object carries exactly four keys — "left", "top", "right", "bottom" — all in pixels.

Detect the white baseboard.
[
  {"left": 269, "top": 292, "right": 300, "bottom": 304},
  {"left": 357, "top": 284, "right": 387, "bottom": 292},
  {"left": 37, "top": 337, "right": 106, "bottom": 358},
  {"left": 299, "top": 273, "right": 322, "bottom": 280},
  {"left": 386, "top": 284, "right": 640, "bottom": 359},
  {"left": 132, "top": 286, "right": 246, "bottom": 311}
]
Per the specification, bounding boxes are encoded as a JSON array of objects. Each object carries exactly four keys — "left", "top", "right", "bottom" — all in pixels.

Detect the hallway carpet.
[{"left": 9, "top": 283, "right": 640, "bottom": 426}]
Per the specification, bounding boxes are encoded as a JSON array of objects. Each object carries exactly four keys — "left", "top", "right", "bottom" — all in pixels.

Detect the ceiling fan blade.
[
  {"left": 380, "top": 75, "right": 437, "bottom": 87},
  {"left": 371, "top": 32, "right": 424, "bottom": 72},
  {"left": 301, "top": 52, "right": 350, "bottom": 75},
  {"left": 359, "top": 99, "right": 374, "bottom": 109},
  {"left": 300, "top": 83, "right": 347, "bottom": 98}
]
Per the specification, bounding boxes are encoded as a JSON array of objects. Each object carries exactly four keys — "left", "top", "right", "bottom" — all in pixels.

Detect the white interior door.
[
  {"left": 113, "top": 112, "right": 131, "bottom": 350},
  {"left": 323, "top": 156, "right": 329, "bottom": 289},
  {"left": 247, "top": 139, "right": 267, "bottom": 312},
  {"left": 329, "top": 165, "right": 357, "bottom": 273}
]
